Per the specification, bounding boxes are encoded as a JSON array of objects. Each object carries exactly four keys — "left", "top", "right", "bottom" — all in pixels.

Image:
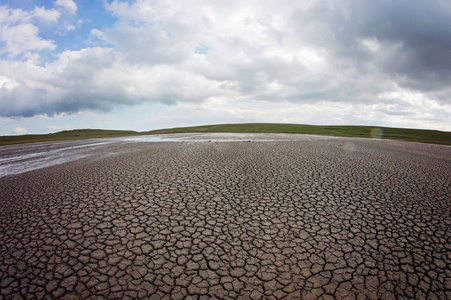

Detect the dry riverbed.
[{"left": 0, "top": 133, "right": 450, "bottom": 299}]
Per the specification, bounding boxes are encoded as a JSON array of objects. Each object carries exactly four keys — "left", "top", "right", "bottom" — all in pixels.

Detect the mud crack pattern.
[{"left": 0, "top": 138, "right": 450, "bottom": 299}]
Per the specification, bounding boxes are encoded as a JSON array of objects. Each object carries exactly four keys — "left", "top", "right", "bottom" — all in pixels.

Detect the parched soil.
[{"left": 0, "top": 136, "right": 450, "bottom": 299}]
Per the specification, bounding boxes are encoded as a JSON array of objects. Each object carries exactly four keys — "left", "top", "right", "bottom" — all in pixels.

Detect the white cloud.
[
  {"left": 46, "top": 125, "right": 72, "bottom": 130},
  {"left": 0, "top": 5, "right": 60, "bottom": 24},
  {"left": 361, "top": 38, "right": 381, "bottom": 53},
  {"left": 159, "top": 97, "right": 451, "bottom": 131},
  {"left": 90, "top": 28, "right": 104, "bottom": 38},
  {"left": 13, "top": 127, "right": 28, "bottom": 134},
  {"left": 0, "top": 23, "right": 56, "bottom": 58},
  {"left": 32, "top": 6, "right": 61, "bottom": 22},
  {"left": 0, "top": 5, "right": 60, "bottom": 59},
  {"left": 54, "top": 0, "right": 77, "bottom": 14}
]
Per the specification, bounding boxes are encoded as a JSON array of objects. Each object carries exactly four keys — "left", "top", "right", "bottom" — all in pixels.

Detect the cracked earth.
[{"left": 0, "top": 135, "right": 450, "bottom": 299}]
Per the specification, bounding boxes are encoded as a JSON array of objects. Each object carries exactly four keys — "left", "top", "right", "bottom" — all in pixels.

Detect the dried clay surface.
[{"left": 0, "top": 134, "right": 450, "bottom": 299}]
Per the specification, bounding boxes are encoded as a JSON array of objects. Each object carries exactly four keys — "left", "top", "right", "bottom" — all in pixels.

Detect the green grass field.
[
  {"left": 145, "top": 123, "right": 451, "bottom": 145},
  {"left": 1, "top": 123, "right": 450, "bottom": 146},
  {"left": 0, "top": 129, "right": 139, "bottom": 146}
]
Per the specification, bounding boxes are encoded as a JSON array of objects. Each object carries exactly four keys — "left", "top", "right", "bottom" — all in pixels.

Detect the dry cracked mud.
[{"left": 0, "top": 135, "right": 450, "bottom": 299}]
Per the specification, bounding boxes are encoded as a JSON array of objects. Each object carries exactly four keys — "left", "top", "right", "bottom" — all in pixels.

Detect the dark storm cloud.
[
  {"left": 0, "top": 83, "right": 117, "bottom": 118},
  {"left": 0, "top": 84, "right": 50, "bottom": 117},
  {"left": 295, "top": 0, "right": 451, "bottom": 99}
]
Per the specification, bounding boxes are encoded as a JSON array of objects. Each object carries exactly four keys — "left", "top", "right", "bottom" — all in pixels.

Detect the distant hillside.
[
  {"left": 145, "top": 123, "right": 451, "bottom": 145},
  {"left": 0, "top": 129, "right": 139, "bottom": 146},
  {"left": 1, "top": 124, "right": 450, "bottom": 146}
]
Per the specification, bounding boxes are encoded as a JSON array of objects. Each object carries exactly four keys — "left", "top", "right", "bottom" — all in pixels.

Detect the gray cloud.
[
  {"left": 103, "top": 24, "right": 191, "bottom": 65},
  {"left": 0, "top": 83, "right": 50, "bottom": 117},
  {"left": 293, "top": 0, "right": 451, "bottom": 100}
]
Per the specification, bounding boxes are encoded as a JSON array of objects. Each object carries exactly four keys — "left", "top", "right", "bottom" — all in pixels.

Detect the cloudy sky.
[{"left": 1, "top": 0, "right": 450, "bottom": 135}]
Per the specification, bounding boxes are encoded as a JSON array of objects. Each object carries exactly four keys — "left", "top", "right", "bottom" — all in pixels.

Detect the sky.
[{"left": 0, "top": 0, "right": 450, "bottom": 135}]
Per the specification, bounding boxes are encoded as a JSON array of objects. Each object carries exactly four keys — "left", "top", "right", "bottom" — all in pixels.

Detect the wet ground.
[
  {"left": 0, "top": 134, "right": 450, "bottom": 299},
  {"left": 0, "top": 134, "right": 333, "bottom": 178}
]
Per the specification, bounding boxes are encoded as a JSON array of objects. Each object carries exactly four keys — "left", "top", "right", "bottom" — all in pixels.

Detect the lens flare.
[{"left": 370, "top": 128, "right": 384, "bottom": 139}]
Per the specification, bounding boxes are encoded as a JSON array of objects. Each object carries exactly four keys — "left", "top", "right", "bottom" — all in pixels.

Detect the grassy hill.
[
  {"left": 0, "top": 129, "right": 139, "bottom": 146},
  {"left": 145, "top": 123, "right": 451, "bottom": 145},
  {"left": 1, "top": 123, "right": 450, "bottom": 146}
]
